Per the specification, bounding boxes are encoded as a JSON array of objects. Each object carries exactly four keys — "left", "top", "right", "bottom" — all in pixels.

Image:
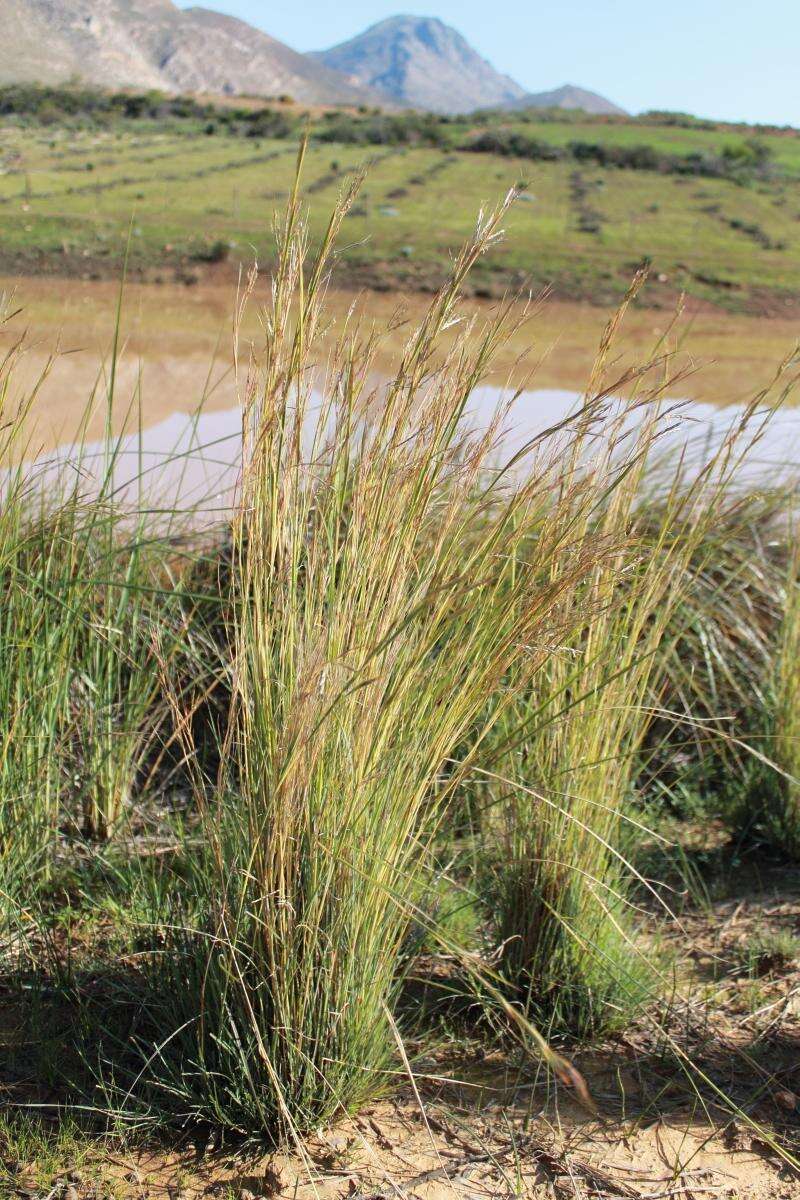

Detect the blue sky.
[{"left": 176, "top": 0, "right": 799, "bottom": 125}]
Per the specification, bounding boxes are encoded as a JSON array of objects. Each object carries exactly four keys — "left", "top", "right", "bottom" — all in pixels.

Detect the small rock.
[{"left": 774, "top": 1088, "right": 798, "bottom": 1111}]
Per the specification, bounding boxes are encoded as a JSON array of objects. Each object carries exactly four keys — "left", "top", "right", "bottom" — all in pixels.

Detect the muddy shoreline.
[
  {"left": 3, "top": 248, "right": 800, "bottom": 319},
  {"left": 2, "top": 270, "right": 798, "bottom": 449}
]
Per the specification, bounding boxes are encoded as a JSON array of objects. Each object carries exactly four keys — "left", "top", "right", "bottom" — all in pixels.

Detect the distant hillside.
[
  {"left": 0, "top": 4, "right": 627, "bottom": 117},
  {"left": 312, "top": 15, "right": 527, "bottom": 114},
  {"left": 1, "top": 82, "right": 797, "bottom": 315},
  {"left": 0, "top": 0, "right": 382, "bottom": 105},
  {"left": 503, "top": 84, "right": 626, "bottom": 116}
]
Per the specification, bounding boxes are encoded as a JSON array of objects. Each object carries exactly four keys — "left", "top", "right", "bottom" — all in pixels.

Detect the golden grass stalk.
[{"left": 135, "top": 163, "right": 660, "bottom": 1135}]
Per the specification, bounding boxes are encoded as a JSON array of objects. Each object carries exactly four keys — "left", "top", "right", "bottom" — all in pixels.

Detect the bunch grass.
[
  {"left": 122, "top": 160, "right": 671, "bottom": 1136},
  {"left": 476, "top": 311, "right": 785, "bottom": 1037}
]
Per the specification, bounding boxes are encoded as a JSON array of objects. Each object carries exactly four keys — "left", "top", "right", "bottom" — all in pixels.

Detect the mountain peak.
[
  {"left": 312, "top": 15, "right": 527, "bottom": 113},
  {"left": 503, "top": 83, "right": 627, "bottom": 116},
  {"left": 365, "top": 15, "right": 447, "bottom": 30},
  {"left": 0, "top": 2, "right": 625, "bottom": 118}
]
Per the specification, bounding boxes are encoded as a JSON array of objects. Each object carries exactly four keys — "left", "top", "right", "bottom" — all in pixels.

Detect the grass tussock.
[
  {"left": 729, "top": 522, "right": 800, "bottom": 856},
  {"left": 769, "top": 533, "right": 800, "bottom": 853},
  {"left": 470, "top": 314, "right": 789, "bottom": 1037},
  {"left": 0, "top": 335, "right": 82, "bottom": 899},
  {"left": 0, "top": 301, "right": 202, "bottom": 904},
  {"left": 0, "top": 166, "right": 799, "bottom": 1152},
  {"left": 128, "top": 169, "right": 656, "bottom": 1136}
]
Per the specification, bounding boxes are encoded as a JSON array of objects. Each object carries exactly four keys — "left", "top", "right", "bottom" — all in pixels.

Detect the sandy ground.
[
  {"left": 1, "top": 274, "right": 798, "bottom": 450},
  {"left": 94, "top": 1108, "right": 797, "bottom": 1199},
  {"left": 23, "top": 1077, "right": 799, "bottom": 1199}
]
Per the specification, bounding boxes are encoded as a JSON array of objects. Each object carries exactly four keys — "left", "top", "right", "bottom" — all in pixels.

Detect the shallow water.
[
  {"left": 4, "top": 274, "right": 799, "bottom": 450},
  {"left": 5, "top": 275, "right": 800, "bottom": 520},
  {"left": 25, "top": 386, "right": 800, "bottom": 526}
]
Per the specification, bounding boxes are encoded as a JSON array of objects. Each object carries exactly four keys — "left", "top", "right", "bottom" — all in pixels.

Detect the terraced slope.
[{"left": 2, "top": 117, "right": 798, "bottom": 314}]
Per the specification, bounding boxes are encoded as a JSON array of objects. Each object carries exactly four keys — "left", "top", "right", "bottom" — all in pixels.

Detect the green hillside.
[{"left": 1, "top": 86, "right": 799, "bottom": 311}]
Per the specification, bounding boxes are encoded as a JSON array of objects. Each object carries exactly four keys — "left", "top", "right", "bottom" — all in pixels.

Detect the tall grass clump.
[
  {"left": 476, "top": 317, "right": 779, "bottom": 1038},
  {"left": 630, "top": 382, "right": 799, "bottom": 850},
  {"left": 636, "top": 486, "right": 787, "bottom": 819},
  {"left": 65, "top": 428, "right": 196, "bottom": 842},
  {"left": 730, "top": 520, "right": 800, "bottom": 856},
  {"left": 68, "top": 522, "right": 196, "bottom": 842},
  {"left": 0, "top": 333, "right": 83, "bottom": 905},
  {"left": 125, "top": 167, "right": 654, "bottom": 1137},
  {"left": 0, "top": 305, "right": 204, "bottom": 904},
  {"left": 767, "top": 529, "right": 800, "bottom": 854},
  {"left": 56, "top": 283, "right": 199, "bottom": 842},
  {"left": 0, "top": 503, "right": 77, "bottom": 902}
]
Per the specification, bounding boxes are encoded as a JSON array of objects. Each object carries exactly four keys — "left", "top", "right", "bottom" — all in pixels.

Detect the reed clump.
[
  {"left": 0, "top": 306, "right": 205, "bottom": 914},
  {"left": 768, "top": 532, "right": 800, "bottom": 855},
  {"left": 728, "top": 523, "right": 800, "bottom": 856}
]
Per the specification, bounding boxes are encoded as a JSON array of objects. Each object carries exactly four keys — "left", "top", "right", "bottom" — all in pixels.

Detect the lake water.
[{"left": 23, "top": 386, "right": 800, "bottom": 525}]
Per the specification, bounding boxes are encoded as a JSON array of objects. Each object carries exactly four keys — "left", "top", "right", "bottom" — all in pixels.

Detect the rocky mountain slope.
[
  {"left": 311, "top": 15, "right": 526, "bottom": 113},
  {"left": 0, "top": 0, "right": 381, "bottom": 104},
  {"left": 0, "top": 2, "right": 625, "bottom": 116},
  {"left": 504, "top": 84, "right": 626, "bottom": 116}
]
